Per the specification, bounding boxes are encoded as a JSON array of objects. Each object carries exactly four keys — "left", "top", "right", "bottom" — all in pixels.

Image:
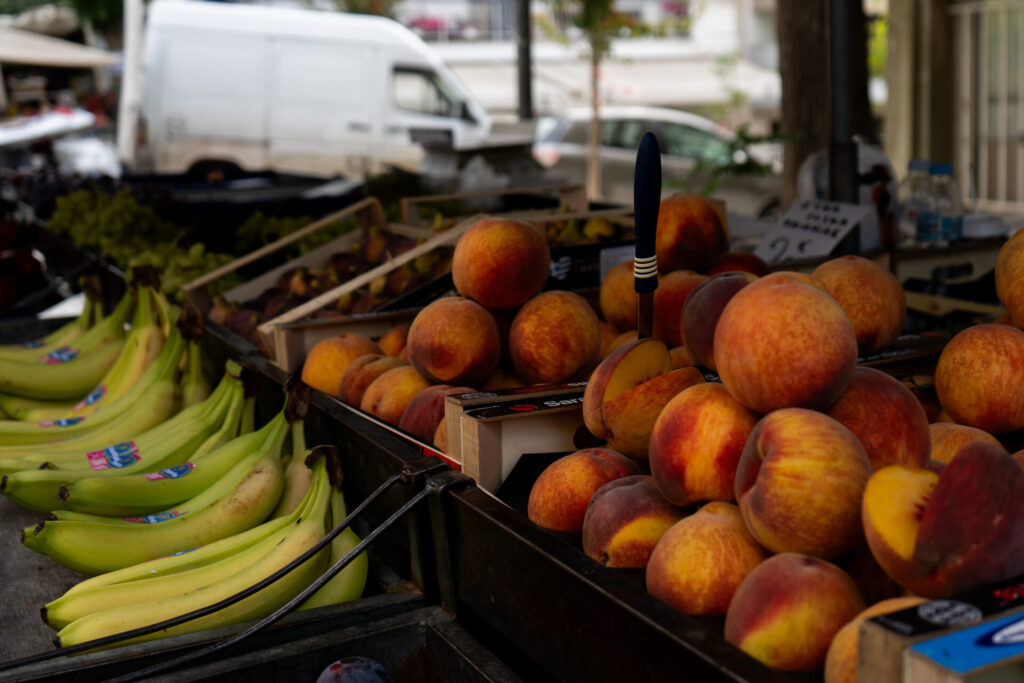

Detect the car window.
[
  {"left": 600, "top": 120, "right": 619, "bottom": 146},
  {"left": 392, "top": 67, "right": 459, "bottom": 117},
  {"left": 660, "top": 123, "right": 731, "bottom": 164},
  {"left": 614, "top": 119, "right": 647, "bottom": 151}
]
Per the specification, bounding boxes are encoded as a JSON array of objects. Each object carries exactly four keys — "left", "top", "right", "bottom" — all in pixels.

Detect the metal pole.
[
  {"left": 828, "top": 0, "right": 860, "bottom": 252},
  {"left": 516, "top": 0, "right": 533, "bottom": 121}
]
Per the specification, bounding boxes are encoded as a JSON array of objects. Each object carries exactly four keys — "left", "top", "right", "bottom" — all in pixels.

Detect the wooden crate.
[{"left": 399, "top": 184, "right": 590, "bottom": 228}]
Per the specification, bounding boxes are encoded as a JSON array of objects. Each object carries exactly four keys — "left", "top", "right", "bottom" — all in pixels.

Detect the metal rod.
[
  {"left": 516, "top": 0, "right": 533, "bottom": 121},
  {"left": 828, "top": 0, "right": 859, "bottom": 205}
]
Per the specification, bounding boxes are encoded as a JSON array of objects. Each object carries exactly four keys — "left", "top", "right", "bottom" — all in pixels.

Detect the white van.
[{"left": 122, "top": 0, "right": 492, "bottom": 177}]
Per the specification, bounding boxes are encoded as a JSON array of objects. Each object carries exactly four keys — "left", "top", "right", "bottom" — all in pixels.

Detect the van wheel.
[{"left": 187, "top": 161, "right": 244, "bottom": 183}]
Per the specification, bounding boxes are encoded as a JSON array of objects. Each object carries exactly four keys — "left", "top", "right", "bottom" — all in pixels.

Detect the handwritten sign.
[{"left": 754, "top": 200, "right": 877, "bottom": 264}]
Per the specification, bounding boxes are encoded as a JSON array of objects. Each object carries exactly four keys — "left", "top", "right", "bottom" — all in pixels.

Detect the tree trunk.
[
  {"left": 586, "top": 42, "right": 602, "bottom": 201},
  {"left": 777, "top": 0, "right": 873, "bottom": 208}
]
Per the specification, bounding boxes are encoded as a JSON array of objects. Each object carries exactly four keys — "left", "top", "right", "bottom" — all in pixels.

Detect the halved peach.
[{"left": 582, "top": 338, "right": 671, "bottom": 440}]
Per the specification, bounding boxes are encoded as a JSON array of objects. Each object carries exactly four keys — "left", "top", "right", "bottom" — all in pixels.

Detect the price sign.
[{"left": 754, "top": 200, "right": 877, "bottom": 264}]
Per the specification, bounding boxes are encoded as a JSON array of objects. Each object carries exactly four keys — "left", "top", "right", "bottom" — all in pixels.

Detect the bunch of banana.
[
  {"left": 0, "top": 286, "right": 166, "bottom": 423},
  {"left": 20, "top": 401, "right": 298, "bottom": 573},
  {"left": 48, "top": 453, "right": 366, "bottom": 649},
  {"left": 0, "top": 317, "right": 184, "bottom": 452},
  {"left": 0, "top": 293, "right": 99, "bottom": 365},
  {"left": 0, "top": 288, "right": 133, "bottom": 402},
  {"left": 0, "top": 361, "right": 243, "bottom": 512}
]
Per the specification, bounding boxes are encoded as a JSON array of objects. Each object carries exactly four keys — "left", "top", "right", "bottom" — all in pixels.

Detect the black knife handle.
[{"left": 634, "top": 131, "right": 661, "bottom": 294}]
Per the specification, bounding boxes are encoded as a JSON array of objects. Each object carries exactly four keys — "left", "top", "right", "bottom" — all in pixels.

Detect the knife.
[{"left": 634, "top": 131, "right": 661, "bottom": 340}]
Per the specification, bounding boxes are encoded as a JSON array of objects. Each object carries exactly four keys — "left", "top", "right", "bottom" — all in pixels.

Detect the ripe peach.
[
  {"left": 378, "top": 323, "right": 410, "bottom": 357},
  {"left": 480, "top": 369, "right": 526, "bottom": 390},
  {"left": 668, "top": 345, "right": 699, "bottom": 369},
  {"left": 407, "top": 297, "right": 500, "bottom": 387},
  {"left": 656, "top": 193, "right": 728, "bottom": 273},
  {"left": 826, "top": 367, "right": 931, "bottom": 470},
  {"left": 398, "top": 384, "right": 474, "bottom": 443},
  {"left": 583, "top": 338, "right": 670, "bottom": 441},
  {"left": 813, "top": 255, "right": 906, "bottom": 352},
  {"left": 649, "top": 383, "right": 759, "bottom": 506},
  {"left": 599, "top": 321, "right": 622, "bottom": 358},
  {"left": 680, "top": 271, "right": 757, "bottom": 370},
  {"left": 338, "top": 354, "right": 407, "bottom": 407},
  {"left": 735, "top": 408, "right": 872, "bottom": 559},
  {"left": 359, "top": 365, "right": 431, "bottom": 426},
  {"left": 995, "top": 226, "right": 1024, "bottom": 325},
  {"left": 862, "top": 441, "right": 1024, "bottom": 597},
  {"left": 599, "top": 259, "right": 638, "bottom": 332},
  {"left": 823, "top": 596, "right": 926, "bottom": 683},
  {"left": 928, "top": 422, "right": 1004, "bottom": 463},
  {"left": 600, "top": 367, "right": 705, "bottom": 459},
  {"left": 605, "top": 329, "right": 639, "bottom": 356},
  {"left": 652, "top": 270, "right": 708, "bottom": 348},
  {"left": 526, "top": 448, "right": 640, "bottom": 532},
  {"left": 581, "top": 475, "right": 685, "bottom": 568},
  {"left": 724, "top": 553, "right": 865, "bottom": 671},
  {"left": 509, "top": 290, "right": 601, "bottom": 384},
  {"left": 935, "top": 324, "right": 1024, "bottom": 433},
  {"left": 646, "top": 501, "right": 767, "bottom": 615},
  {"left": 714, "top": 272, "right": 858, "bottom": 414},
  {"left": 707, "top": 251, "right": 769, "bottom": 277},
  {"left": 452, "top": 217, "right": 550, "bottom": 309},
  {"left": 300, "top": 333, "right": 381, "bottom": 396},
  {"left": 433, "top": 418, "right": 447, "bottom": 453}
]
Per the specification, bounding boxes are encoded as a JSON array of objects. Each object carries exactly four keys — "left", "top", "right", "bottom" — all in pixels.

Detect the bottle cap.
[
  {"left": 909, "top": 159, "right": 930, "bottom": 172},
  {"left": 930, "top": 163, "right": 953, "bottom": 175}
]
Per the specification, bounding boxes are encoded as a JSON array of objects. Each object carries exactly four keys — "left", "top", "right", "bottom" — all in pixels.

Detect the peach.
[
  {"left": 995, "top": 225, "right": 1024, "bottom": 325},
  {"left": 646, "top": 501, "right": 767, "bottom": 615},
  {"left": 826, "top": 367, "right": 931, "bottom": 470},
  {"left": 407, "top": 296, "right": 500, "bottom": 387},
  {"left": 599, "top": 321, "right": 621, "bottom": 358},
  {"left": 480, "top": 369, "right": 526, "bottom": 390},
  {"left": 680, "top": 271, "right": 757, "bottom": 370},
  {"left": 583, "top": 338, "right": 670, "bottom": 441},
  {"left": 300, "top": 333, "right": 381, "bottom": 396},
  {"left": 652, "top": 270, "right": 708, "bottom": 348},
  {"left": 433, "top": 418, "right": 447, "bottom": 453},
  {"left": 338, "top": 354, "right": 407, "bottom": 407},
  {"left": 714, "top": 272, "right": 858, "bottom": 414},
  {"left": 378, "top": 323, "right": 410, "bottom": 357},
  {"left": 823, "top": 596, "right": 926, "bottom": 683},
  {"left": 839, "top": 545, "right": 905, "bottom": 606},
  {"left": 509, "top": 290, "right": 601, "bottom": 384},
  {"left": 735, "top": 408, "right": 872, "bottom": 559},
  {"left": 452, "top": 217, "right": 550, "bottom": 309},
  {"left": 1014, "top": 449, "right": 1024, "bottom": 468},
  {"left": 398, "top": 384, "right": 474, "bottom": 443},
  {"left": 935, "top": 324, "right": 1024, "bottom": 433},
  {"left": 600, "top": 367, "right": 705, "bottom": 459},
  {"left": 813, "top": 255, "right": 906, "bottom": 352},
  {"left": 862, "top": 441, "right": 1024, "bottom": 597},
  {"left": 724, "top": 553, "right": 865, "bottom": 671},
  {"left": 606, "top": 329, "right": 639, "bottom": 356},
  {"left": 707, "top": 251, "right": 769, "bottom": 277},
  {"left": 359, "top": 365, "right": 431, "bottom": 426},
  {"left": 656, "top": 193, "right": 728, "bottom": 273},
  {"left": 599, "top": 259, "right": 638, "bottom": 332},
  {"left": 928, "top": 422, "right": 1004, "bottom": 463},
  {"left": 902, "top": 374, "right": 944, "bottom": 423},
  {"left": 581, "top": 475, "right": 686, "bottom": 568},
  {"left": 649, "top": 383, "right": 760, "bottom": 506},
  {"left": 526, "top": 448, "right": 640, "bottom": 532},
  {"left": 668, "top": 345, "right": 699, "bottom": 369}
]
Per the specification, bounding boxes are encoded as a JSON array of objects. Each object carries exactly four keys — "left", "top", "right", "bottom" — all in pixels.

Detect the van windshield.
[{"left": 393, "top": 67, "right": 461, "bottom": 118}]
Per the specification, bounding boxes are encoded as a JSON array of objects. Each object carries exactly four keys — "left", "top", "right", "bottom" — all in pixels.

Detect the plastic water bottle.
[
  {"left": 896, "top": 159, "right": 931, "bottom": 246},
  {"left": 930, "top": 163, "right": 963, "bottom": 242}
]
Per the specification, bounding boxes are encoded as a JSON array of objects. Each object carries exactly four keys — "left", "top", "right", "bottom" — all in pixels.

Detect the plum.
[{"left": 315, "top": 657, "right": 395, "bottom": 683}]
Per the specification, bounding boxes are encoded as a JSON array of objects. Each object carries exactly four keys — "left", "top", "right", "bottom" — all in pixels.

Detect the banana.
[
  {"left": 0, "top": 368, "right": 235, "bottom": 512},
  {"left": 0, "top": 325, "right": 183, "bottom": 450},
  {"left": 45, "top": 451, "right": 326, "bottom": 630},
  {"left": 300, "top": 482, "right": 368, "bottom": 610},
  {"left": 54, "top": 457, "right": 330, "bottom": 648},
  {"left": 180, "top": 340, "right": 210, "bottom": 408},
  {"left": 0, "top": 289, "right": 132, "bottom": 401},
  {"left": 22, "top": 427, "right": 288, "bottom": 574},
  {"left": 238, "top": 395, "right": 255, "bottom": 436},
  {"left": 60, "top": 396, "right": 280, "bottom": 518},
  {"left": 5, "top": 288, "right": 166, "bottom": 422},
  {"left": 0, "top": 295, "right": 97, "bottom": 362},
  {"left": 272, "top": 422, "right": 311, "bottom": 518}
]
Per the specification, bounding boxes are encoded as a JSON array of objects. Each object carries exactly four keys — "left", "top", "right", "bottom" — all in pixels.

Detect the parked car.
[{"left": 532, "top": 106, "right": 781, "bottom": 219}]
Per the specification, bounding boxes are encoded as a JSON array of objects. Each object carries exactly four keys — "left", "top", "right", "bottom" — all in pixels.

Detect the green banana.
[
  {"left": 5, "top": 288, "right": 166, "bottom": 422},
  {"left": 180, "top": 341, "right": 209, "bottom": 408},
  {"left": 0, "top": 369, "right": 233, "bottom": 512},
  {"left": 238, "top": 395, "right": 255, "bottom": 436},
  {"left": 0, "top": 296, "right": 97, "bottom": 363},
  {"left": 45, "top": 450, "right": 326, "bottom": 630},
  {"left": 60, "top": 397, "right": 280, "bottom": 518},
  {"left": 272, "top": 422, "right": 310, "bottom": 518},
  {"left": 54, "top": 456, "right": 330, "bottom": 648},
  {"left": 22, "top": 426, "right": 288, "bottom": 573},
  {"left": 0, "top": 326, "right": 183, "bottom": 450},
  {"left": 0, "top": 289, "right": 132, "bottom": 401},
  {"left": 300, "top": 481, "right": 367, "bottom": 610}
]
